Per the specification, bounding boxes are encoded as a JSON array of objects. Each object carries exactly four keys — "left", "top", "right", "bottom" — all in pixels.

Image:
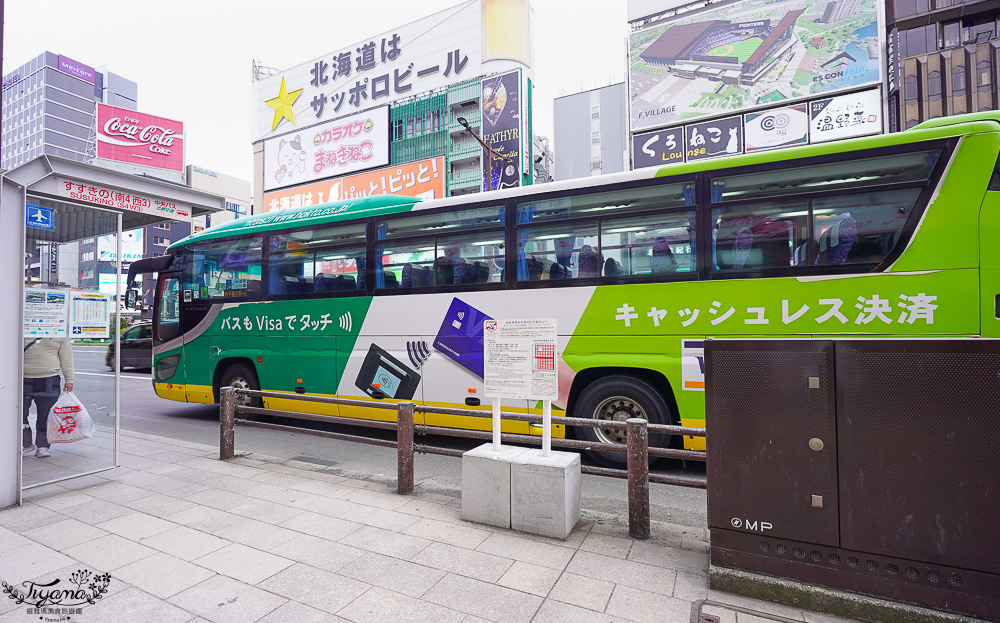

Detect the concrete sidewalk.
[{"left": 0, "top": 430, "right": 859, "bottom": 623}]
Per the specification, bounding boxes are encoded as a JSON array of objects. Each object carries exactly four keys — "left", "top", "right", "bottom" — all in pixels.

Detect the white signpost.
[{"left": 483, "top": 318, "right": 558, "bottom": 455}]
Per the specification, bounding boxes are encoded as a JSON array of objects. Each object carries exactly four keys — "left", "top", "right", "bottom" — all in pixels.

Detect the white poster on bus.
[{"left": 484, "top": 318, "right": 558, "bottom": 401}]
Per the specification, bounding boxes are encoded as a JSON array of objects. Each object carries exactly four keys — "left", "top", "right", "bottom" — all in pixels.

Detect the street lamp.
[{"left": 456, "top": 116, "right": 511, "bottom": 192}]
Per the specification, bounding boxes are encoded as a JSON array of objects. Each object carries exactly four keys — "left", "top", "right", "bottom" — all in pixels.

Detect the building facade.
[
  {"left": 2, "top": 52, "right": 136, "bottom": 171},
  {"left": 553, "top": 82, "right": 627, "bottom": 181},
  {"left": 888, "top": 0, "right": 1000, "bottom": 131}
]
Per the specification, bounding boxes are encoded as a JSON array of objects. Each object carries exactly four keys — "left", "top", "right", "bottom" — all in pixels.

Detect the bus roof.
[{"left": 170, "top": 111, "right": 1000, "bottom": 251}]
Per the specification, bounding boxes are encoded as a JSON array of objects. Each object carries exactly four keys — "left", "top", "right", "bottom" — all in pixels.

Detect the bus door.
[{"left": 153, "top": 270, "right": 187, "bottom": 401}]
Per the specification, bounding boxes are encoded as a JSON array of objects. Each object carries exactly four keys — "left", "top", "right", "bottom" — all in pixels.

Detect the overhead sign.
[
  {"left": 480, "top": 70, "right": 524, "bottom": 191},
  {"left": 809, "top": 89, "right": 882, "bottom": 143},
  {"left": 26, "top": 205, "right": 55, "bottom": 231},
  {"left": 484, "top": 318, "right": 558, "bottom": 401},
  {"left": 745, "top": 103, "right": 809, "bottom": 152},
  {"left": 263, "top": 157, "right": 445, "bottom": 212},
  {"left": 57, "top": 55, "right": 95, "bottom": 84},
  {"left": 97, "top": 104, "right": 185, "bottom": 172},
  {"left": 250, "top": 0, "right": 532, "bottom": 143},
  {"left": 629, "top": 0, "right": 882, "bottom": 132},
  {"left": 57, "top": 179, "right": 191, "bottom": 222},
  {"left": 685, "top": 115, "right": 743, "bottom": 161},
  {"left": 263, "top": 106, "right": 389, "bottom": 192}
]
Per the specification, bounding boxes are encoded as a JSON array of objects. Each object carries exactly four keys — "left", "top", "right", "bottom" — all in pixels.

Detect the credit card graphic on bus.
[
  {"left": 354, "top": 344, "right": 421, "bottom": 400},
  {"left": 433, "top": 297, "right": 493, "bottom": 378}
]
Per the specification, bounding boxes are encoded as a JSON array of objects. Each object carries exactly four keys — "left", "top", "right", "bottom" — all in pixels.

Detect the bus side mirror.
[{"left": 125, "top": 289, "right": 139, "bottom": 309}]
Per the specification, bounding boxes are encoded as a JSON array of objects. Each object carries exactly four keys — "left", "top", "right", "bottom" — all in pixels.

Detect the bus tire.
[
  {"left": 219, "top": 363, "right": 263, "bottom": 419},
  {"left": 573, "top": 375, "right": 672, "bottom": 469}
]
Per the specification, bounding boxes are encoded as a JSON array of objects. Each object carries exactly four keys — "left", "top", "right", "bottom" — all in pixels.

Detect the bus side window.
[
  {"left": 712, "top": 202, "right": 809, "bottom": 270},
  {"left": 184, "top": 237, "right": 263, "bottom": 300},
  {"left": 812, "top": 188, "right": 921, "bottom": 266},
  {"left": 267, "top": 225, "right": 366, "bottom": 297}
]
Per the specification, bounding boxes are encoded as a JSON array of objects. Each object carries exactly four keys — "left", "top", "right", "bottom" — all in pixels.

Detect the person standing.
[{"left": 23, "top": 337, "right": 75, "bottom": 458}]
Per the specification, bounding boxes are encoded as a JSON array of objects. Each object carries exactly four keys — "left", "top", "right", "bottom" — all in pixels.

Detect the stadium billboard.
[{"left": 628, "top": 0, "right": 882, "bottom": 133}]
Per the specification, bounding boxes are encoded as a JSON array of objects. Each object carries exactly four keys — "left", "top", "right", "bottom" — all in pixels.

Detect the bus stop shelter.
[{"left": 0, "top": 155, "right": 225, "bottom": 508}]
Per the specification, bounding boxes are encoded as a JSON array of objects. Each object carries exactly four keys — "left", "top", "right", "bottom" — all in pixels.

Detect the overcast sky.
[{"left": 3, "top": 0, "right": 627, "bottom": 190}]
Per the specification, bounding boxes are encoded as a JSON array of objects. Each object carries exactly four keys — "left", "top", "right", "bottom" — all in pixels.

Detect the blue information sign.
[{"left": 26, "top": 205, "right": 55, "bottom": 231}]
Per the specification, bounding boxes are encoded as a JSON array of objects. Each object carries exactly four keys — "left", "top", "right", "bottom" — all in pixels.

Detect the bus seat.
[
  {"left": 341, "top": 274, "right": 356, "bottom": 290},
  {"left": 549, "top": 262, "right": 568, "bottom": 280},
  {"left": 315, "top": 273, "right": 334, "bottom": 292},
  {"left": 454, "top": 259, "right": 474, "bottom": 284},
  {"left": 274, "top": 276, "right": 288, "bottom": 295},
  {"left": 383, "top": 271, "right": 398, "bottom": 288},
  {"left": 651, "top": 237, "right": 677, "bottom": 274},
  {"left": 474, "top": 262, "right": 489, "bottom": 283},
  {"left": 817, "top": 217, "right": 858, "bottom": 265},
  {"left": 604, "top": 257, "right": 623, "bottom": 277},
  {"left": 733, "top": 227, "right": 754, "bottom": 269},
  {"left": 579, "top": 245, "right": 601, "bottom": 277},
  {"left": 402, "top": 263, "right": 413, "bottom": 288},
  {"left": 436, "top": 258, "right": 454, "bottom": 286}
]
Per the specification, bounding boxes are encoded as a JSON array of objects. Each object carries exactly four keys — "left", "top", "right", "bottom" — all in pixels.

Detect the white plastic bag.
[{"left": 46, "top": 391, "right": 94, "bottom": 443}]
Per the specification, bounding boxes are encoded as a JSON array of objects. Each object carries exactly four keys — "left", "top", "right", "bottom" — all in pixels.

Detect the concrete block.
[
  {"left": 461, "top": 444, "right": 529, "bottom": 529},
  {"left": 510, "top": 449, "right": 581, "bottom": 540}
]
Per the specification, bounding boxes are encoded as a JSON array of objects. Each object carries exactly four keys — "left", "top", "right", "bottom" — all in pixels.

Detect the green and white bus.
[{"left": 131, "top": 111, "right": 1000, "bottom": 465}]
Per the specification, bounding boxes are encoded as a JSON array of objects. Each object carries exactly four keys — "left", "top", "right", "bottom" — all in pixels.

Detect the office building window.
[
  {"left": 953, "top": 66, "right": 967, "bottom": 97},
  {"left": 81, "top": 251, "right": 94, "bottom": 262},
  {"left": 942, "top": 21, "right": 961, "bottom": 49},
  {"left": 592, "top": 131, "right": 600, "bottom": 144},
  {"left": 153, "top": 222, "right": 171, "bottom": 230},
  {"left": 80, "top": 269, "right": 94, "bottom": 280},
  {"left": 591, "top": 105, "right": 600, "bottom": 119},
  {"left": 928, "top": 71, "right": 942, "bottom": 101},
  {"left": 153, "top": 236, "right": 170, "bottom": 246},
  {"left": 591, "top": 156, "right": 601, "bottom": 171}
]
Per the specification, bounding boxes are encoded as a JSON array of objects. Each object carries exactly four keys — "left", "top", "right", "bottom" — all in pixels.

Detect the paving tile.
[
  {"left": 580, "top": 532, "right": 633, "bottom": 559},
  {"left": 257, "top": 563, "right": 370, "bottom": 614},
  {"left": 183, "top": 487, "right": 254, "bottom": 511},
  {"left": 140, "top": 526, "right": 230, "bottom": 561},
  {"left": 402, "top": 518, "right": 491, "bottom": 549},
  {"left": 548, "top": 572, "right": 616, "bottom": 612},
  {"left": 63, "top": 534, "right": 157, "bottom": 571},
  {"left": 82, "top": 481, "right": 156, "bottom": 504},
  {"left": 267, "top": 534, "right": 365, "bottom": 573},
  {"left": 673, "top": 570, "right": 709, "bottom": 601},
  {"left": 77, "top": 586, "right": 194, "bottom": 623},
  {"left": 166, "top": 506, "right": 243, "bottom": 533},
  {"left": 0, "top": 503, "right": 64, "bottom": 532},
  {"left": 97, "top": 512, "right": 178, "bottom": 540},
  {"left": 339, "top": 486, "right": 411, "bottom": 510},
  {"left": 256, "top": 600, "right": 350, "bottom": 623},
  {"left": 604, "top": 584, "right": 691, "bottom": 623},
  {"left": 170, "top": 574, "right": 287, "bottom": 623},
  {"left": 112, "top": 551, "right": 216, "bottom": 598},
  {"left": 279, "top": 511, "right": 363, "bottom": 541},
  {"left": 53, "top": 473, "right": 113, "bottom": 490},
  {"left": 0, "top": 542, "right": 73, "bottom": 585},
  {"left": 410, "top": 541, "right": 514, "bottom": 583},
  {"left": 290, "top": 478, "right": 352, "bottom": 498},
  {"left": 395, "top": 498, "right": 463, "bottom": 524},
  {"left": 210, "top": 517, "right": 298, "bottom": 550},
  {"left": 123, "top": 493, "right": 198, "bottom": 518},
  {"left": 228, "top": 498, "right": 305, "bottom": 524},
  {"left": 337, "top": 585, "right": 466, "bottom": 623},
  {"left": 287, "top": 492, "right": 364, "bottom": 517},
  {"left": 497, "top": 561, "right": 561, "bottom": 597},
  {"left": 566, "top": 550, "right": 676, "bottom": 597},
  {"left": 0, "top": 526, "right": 33, "bottom": 553},
  {"left": 531, "top": 599, "right": 634, "bottom": 623},
  {"left": 476, "top": 532, "right": 575, "bottom": 571},
  {"left": 345, "top": 525, "right": 432, "bottom": 560},
  {"left": 627, "top": 539, "right": 708, "bottom": 575},
  {"left": 337, "top": 504, "right": 421, "bottom": 532},
  {"left": 339, "top": 552, "right": 446, "bottom": 597},
  {"left": 193, "top": 542, "right": 294, "bottom": 585},
  {"left": 423, "top": 573, "right": 544, "bottom": 623},
  {"left": 21, "top": 518, "right": 107, "bottom": 551},
  {"left": 28, "top": 490, "right": 95, "bottom": 512},
  {"left": 56, "top": 498, "right": 134, "bottom": 524}
]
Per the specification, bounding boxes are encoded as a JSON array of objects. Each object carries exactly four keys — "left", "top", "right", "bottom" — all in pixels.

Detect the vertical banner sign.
[
  {"left": 744, "top": 103, "right": 809, "bottom": 152},
  {"left": 632, "top": 127, "right": 684, "bottom": 169},
  {"left": 480, "top": 70, "right": 522, "bottom": 192},
  {"left": 809, "top": 89, "right": 882, "bottom": 143},
  {"left": 685, "top": 115, "right": 743, "bottom": 161},
  {"left": 97, "top": 104, "right": 185, "bottom": 172},
  {"left": 483, "top": 318, "right": 558, "bottom": 400}
]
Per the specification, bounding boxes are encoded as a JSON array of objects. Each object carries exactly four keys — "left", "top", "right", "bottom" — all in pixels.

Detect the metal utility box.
[{"left": 706, "top": 339, "right": 1000, "bottom": 621}]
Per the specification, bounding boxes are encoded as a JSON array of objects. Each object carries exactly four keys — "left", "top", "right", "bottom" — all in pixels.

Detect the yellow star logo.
[{"left": 265, "top": 77, "right": 303, "bottom": 131}]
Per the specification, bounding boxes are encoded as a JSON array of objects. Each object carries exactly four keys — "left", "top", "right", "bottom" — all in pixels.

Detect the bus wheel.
[
  {"left": 573, "top": 375, "right": 672, "bottom": 469},
  {"left": 219, "top": 363, "right": 263, "bottom": 419}
]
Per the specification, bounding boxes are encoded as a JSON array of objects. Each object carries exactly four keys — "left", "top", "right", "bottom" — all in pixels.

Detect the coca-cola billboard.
[{"left": 97, "top": 104, "right": 184, "bottom": 172}]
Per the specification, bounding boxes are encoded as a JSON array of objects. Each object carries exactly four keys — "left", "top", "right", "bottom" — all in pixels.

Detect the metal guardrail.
[{"left": 219, "top": 387, "right": 707, "bottom": 539}]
